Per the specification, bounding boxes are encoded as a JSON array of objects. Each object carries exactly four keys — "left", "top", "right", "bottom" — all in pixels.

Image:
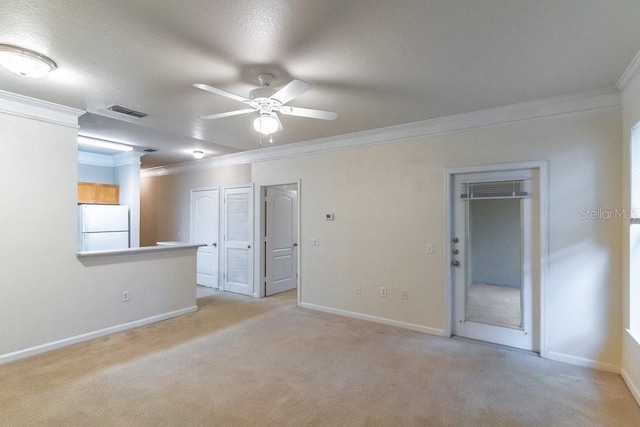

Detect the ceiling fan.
[{"left": 194, "top": 73, "right": 337, "bottom": 136}]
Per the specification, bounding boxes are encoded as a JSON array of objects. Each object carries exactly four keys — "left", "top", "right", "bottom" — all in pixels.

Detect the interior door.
[
  {"left": 190, "top": 188, "right": 219, "bottom": 288},
  {"left": 451, "top": 169, "right": 536, "bottom": 351},
  {"left": 223, "top": 186, "right": 254, "bottom": 296},
  {"left": 265, "top": 186, "right": 298, "bottom": 296}
]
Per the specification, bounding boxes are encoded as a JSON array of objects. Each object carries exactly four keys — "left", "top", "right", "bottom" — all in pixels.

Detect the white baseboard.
[
  {"left": 621, "top": 367, "right": 640, "bottom": 407},
  {"left": 0, "top": 306, "right": 198, "bottom": 366},
  {"left": 299, "top": 302, "right": 447, "bottom": 337},
  {"left": 546, "top": 351, "right": 620, "bottom": 374}
]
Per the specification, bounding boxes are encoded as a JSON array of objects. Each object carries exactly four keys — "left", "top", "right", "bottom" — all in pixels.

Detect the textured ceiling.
[{"left": 1, "top": 0, "right": 640, "bottom": 168}]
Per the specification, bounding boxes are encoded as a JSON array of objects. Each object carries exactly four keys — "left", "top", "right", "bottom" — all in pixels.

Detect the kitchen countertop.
[{"left": 77, "top": 243, "right": 204, "bottom": 260}]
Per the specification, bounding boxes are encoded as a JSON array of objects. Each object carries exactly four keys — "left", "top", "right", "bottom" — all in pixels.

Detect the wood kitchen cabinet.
[{"left": 78, "top": 182, "right": 120, "bottom": 204}]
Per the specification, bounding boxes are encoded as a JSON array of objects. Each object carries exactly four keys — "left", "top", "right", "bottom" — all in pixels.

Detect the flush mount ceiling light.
[
  {"left": 193, "top": 150, "right": 205, "bottom": 159},
  {"left": 253, "top": 113, "right": 279, "bottom": 135},
  {"left": 0, "top": 44, "right": 57, "bottom": 78},
  {"left": 78, "top": 136, "right": 133, "bottom": 152}
]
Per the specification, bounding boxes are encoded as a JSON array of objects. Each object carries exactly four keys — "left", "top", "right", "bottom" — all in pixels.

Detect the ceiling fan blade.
[
  {"left": 274, "top": 113, "right": 284, "bottom": 131},
  {"left": 202, "top": 108, "right": 255, "bottom": 120},
  {"left": 270, "top": 79, "right": 311, "bottom": 105},
  {"left": 280, "top": 106, "right": 338, "bottom": 120},
  {"left": 194, "top": 83, "right": 249, "bottom": 104}
]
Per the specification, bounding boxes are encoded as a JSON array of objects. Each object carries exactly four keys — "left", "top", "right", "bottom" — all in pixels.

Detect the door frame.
[
  {"left": 444, "top": 161, "right": 549, "bottom": 357},
  {"left": 253, "top": 179, "right": 301, "bottom": 303},
  {"left": 190, "top": 186, "right": 221, "bottom": 288}
]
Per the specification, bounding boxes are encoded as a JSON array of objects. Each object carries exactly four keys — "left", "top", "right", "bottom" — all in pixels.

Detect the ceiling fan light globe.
[{"left": 253, "top": 115, "right": 279, "bottom": 135}]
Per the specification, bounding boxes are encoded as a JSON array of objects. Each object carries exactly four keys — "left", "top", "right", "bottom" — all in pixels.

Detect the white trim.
[
  {"left": 0, "top": 306, "right": 197, "bottom": 366},
  {"left": 78, "top": 151, "right": 144, "bottom": 167},
  {"left": 618, "top": 49, "right": 640, "bottom": 106},
  {"left": 113, "top": 151, "right": 144, "bottom": 167},
  {"left": 78, "top": 151, "right": 116, "bottom": 167},
  {"left": 300, "top": 302, "right": 447, "bottom": 337},
  {"left": 0, "top": 89, "right": 83, "bottom": 128},
  {"left": 141, "top": 88, "right": 620, "bottom": 178},
  {"left": 621, "top": 367, "right": 640, "bottom": 407},
  {"left": 546, "top": 351, "right": 620, "bottom": 374},
  {"left": 444, "top": 161, "right": 549, "bottom": 355}
]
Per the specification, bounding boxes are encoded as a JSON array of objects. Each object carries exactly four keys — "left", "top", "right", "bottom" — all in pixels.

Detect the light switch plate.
[{"left": 426, "top": 243, "right": 434, "bottom": 254}]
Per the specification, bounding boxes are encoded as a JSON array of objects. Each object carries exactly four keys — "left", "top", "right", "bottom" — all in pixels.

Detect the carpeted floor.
[{"left": 0, "top": 288, "right": 638, "bottom": 426}]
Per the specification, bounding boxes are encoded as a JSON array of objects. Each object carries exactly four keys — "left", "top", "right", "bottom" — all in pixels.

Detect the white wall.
[
  {"left": 78, "top": 163, "right": 114, "bottom": 183},
  {"left": 145, "top": 108, "right": 624, "bottom": 369},
  {"left": 0, "top": 97, "right": 197, "bottom": 362},
  {"left": 115, "top": 157, "right": 143, "bottom": 248}
]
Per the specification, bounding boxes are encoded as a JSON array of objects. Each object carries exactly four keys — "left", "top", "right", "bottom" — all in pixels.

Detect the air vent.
[
  {"left": 107, "top": 104, "right": 148, "bottom": 118},
  {"left": 142, "top": 148, "right": 158, "bottom": 153}
]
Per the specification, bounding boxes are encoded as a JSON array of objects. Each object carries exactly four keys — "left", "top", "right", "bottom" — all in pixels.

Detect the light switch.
[{"left": 426, "top": 243, "right": 434, "bottom": 254}]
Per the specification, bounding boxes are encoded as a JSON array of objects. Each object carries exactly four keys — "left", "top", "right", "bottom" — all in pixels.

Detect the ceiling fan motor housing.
[{"left": 249, "top": 87, "right": 276, "bottom": 101}]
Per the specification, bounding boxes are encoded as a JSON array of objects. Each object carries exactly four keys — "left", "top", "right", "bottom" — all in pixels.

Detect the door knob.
[
  {"left": 248, "top": 245, "right": 251, "bottom": 249},
  {"left": 293, "top": 243, "right": 298, "bottom": 247},
  {"left": 451, "top": 260, "right": 460, "bottom": 267},
  {"left": 212, "top": 243, "right": 217, "bottom": 247}
]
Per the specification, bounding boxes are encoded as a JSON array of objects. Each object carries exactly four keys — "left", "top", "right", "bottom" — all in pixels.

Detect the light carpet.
[{"left": 0, "top": 289, "right": 638, "bottom": 426}]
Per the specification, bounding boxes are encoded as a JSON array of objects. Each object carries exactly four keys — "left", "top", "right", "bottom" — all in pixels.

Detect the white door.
[
  {"left": 265, "top": 186, "right": 298, "bottom": 296},
  {"left": 223, "top": 186, "right": 254, "bottom": 296},
  {"left": 190, "top": 189, "right": 219, "bottom": 288},
  {"left": 451, "top": 169, "right": 536, "bottom": 351}
]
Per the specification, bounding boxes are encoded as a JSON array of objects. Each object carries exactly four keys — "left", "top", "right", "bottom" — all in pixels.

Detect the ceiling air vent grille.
[{"left": 107, "top": 104, "right": 148, "bottom": 118}]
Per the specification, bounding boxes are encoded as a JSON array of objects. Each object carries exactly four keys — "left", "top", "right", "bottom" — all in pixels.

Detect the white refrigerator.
[{"left": 77, "top": 205, "right": 130, "bottom": 251}]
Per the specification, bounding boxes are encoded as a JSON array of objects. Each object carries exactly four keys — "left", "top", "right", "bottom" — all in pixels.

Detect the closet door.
[{"left": 223, "top": 186, "right": 253, "bottom": 296}]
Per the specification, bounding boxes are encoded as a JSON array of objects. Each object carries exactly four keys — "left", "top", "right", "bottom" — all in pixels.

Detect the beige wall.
[
  {"left": 251, "top": 110, "right": 623, "bottom": 367},
  {"left": 0, "top": 107, "right": 197, "bottom": 362},
  {"left": 151, "top": 108, "right": 624, "bottom": 369},
  {"left": 140, "top": 165, "right": 251, "bottom": 246}
]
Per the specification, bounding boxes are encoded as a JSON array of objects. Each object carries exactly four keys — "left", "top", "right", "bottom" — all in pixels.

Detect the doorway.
[
  {"left": 190, "top": 188, "right": 220, "bottom": 288},
  {"left": 264, "top": 184, "right": 299, "bottom": 296},
  {"left": 253, "top": 180, "right": 301, "bottom": 301},
  {"left": 448, "top": 164, "right": 546, "bottom": 352}
]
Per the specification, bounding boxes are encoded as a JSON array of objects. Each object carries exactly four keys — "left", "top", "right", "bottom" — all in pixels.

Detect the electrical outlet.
[
  {"left": 355, "top": 285, "right": 361, "bottom": 295},
  {"left": 379, "top": 287, "right": 387, "bottom": 297},
  {"left": 122, "top": 290, "right": 130, "bottom": 302},
  {"left": 402, "top": 290, "right": 409, "bottom": 300},
  {"left": 309, "top": 237, "right": 319, "bottom": 246}
]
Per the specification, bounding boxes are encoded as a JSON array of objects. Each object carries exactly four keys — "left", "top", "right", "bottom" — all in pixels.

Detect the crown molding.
[
  {"left": 0, "top": 89, "right": 84, "bottom": 128},
  {"left": 618, "top": 48, "right": 640, "bottom": 106},
  {"left": 79, "top": 151, "right": 144, "bottom": 167},
  {"left": 113, "top": 151, "right": 145, "bottom": 167},
  {"left": 141, "top": 87, "right": 621, "bottom": 178}
]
